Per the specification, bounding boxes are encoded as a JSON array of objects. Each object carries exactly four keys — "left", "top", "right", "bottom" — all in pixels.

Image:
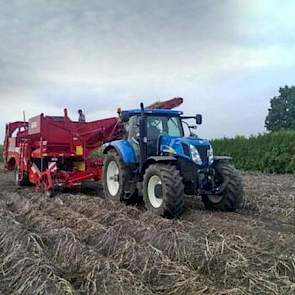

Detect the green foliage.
[
  {"left": 265, "top": 85, "right": 295, "bottom": 131},
  {"left": 0, "top": 145, "right": 3, "bottom": 163},
  {"left": 0, "top": 145, "right": 3, "bottom": 173},
  {"left": 211, "top": 130, "right": 295, "bottom": 174},
  {"left": 90, "top": 148, "right": 104, "bottom": 159}
]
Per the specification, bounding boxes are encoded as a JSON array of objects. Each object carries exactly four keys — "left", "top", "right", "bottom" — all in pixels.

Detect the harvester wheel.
[
  {"left": 143, "top": 164, "right": 184, "bottom": 218},
  {"left": 202, "top": 162, "right": 244, "bottom": 211},
  {"left": 14, "top": 167, "right": 30, "bottom": 186},
  {"left": 103, "top": 149, "right": 137, "bottom": 202}
]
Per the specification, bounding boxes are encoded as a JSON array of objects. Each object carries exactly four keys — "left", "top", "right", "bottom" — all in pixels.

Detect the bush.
[
  {"left": 211, "top": 130, "right": 295, "bottom": 174},
  {"left": 0, "top": 145, "right": 3, "bottom": 163}
]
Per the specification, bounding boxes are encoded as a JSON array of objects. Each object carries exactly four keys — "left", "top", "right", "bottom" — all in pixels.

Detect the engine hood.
[{"left": 159, "top": 135, "right": 211, "bottom": 165}]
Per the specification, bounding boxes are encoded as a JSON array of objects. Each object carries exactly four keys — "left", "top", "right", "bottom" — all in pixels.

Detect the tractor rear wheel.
[
  {"left": 202, "top": 162, "right": 244, "bottom": 211},
  {"left": 14, "top": 167, "right": 30, "bottom": 186},
  {"left": 143, "top": 164, "right": 184, "bottom": 218},
  {"left": 103, "top": 149, "right": 137, "bottom": 202}
]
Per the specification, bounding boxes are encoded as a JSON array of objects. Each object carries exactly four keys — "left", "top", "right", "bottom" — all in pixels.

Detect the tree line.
[{"left": 212, "top": 85, "right": 295, "bottom": 173}]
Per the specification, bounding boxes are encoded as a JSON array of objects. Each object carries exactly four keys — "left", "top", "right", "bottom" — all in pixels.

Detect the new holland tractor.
[{"left": 103, "top": 103, "right": 244, "bottom": 217}]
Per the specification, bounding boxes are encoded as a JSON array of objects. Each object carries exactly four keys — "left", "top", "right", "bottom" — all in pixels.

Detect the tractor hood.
[{"left": 159, "top": 135, "right": 213, "bottom": 166}]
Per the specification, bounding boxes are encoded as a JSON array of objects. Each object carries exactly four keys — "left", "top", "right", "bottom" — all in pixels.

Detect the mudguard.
[
  {"left": 141, "top": 156, "right": 177, "bottom": 175},
  {"left": 103, "top": 140, "right": 137, "bottom": 165},
  {"left": 214, "top": 156, "right": 232, "bottom": 161},
  {"left": 145, "top": 156, "right": 177, "bottom": 163}
]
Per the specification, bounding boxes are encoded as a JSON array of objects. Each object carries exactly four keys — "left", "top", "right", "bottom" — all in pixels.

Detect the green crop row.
[{"left": 211, "top": 130, "right": 295, "bottom": 174}]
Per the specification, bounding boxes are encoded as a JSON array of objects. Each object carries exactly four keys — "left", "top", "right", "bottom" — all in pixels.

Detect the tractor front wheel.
[
  {"left": 202, "top": 162, "right": 244, "bottom": 211},
  {"left": 103, "top": 149, "right": 137, "bottom": 202},
  {"left": 143, "top": 164, "right": 184, "bottom": 218}
]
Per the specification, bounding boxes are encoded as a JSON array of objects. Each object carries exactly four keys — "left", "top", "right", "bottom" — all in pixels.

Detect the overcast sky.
[{"left": 1, "top": 0, "right": 295, "bottom": 141}]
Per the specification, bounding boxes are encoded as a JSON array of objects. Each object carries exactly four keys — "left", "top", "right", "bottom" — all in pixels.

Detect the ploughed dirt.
[{"left": 0, "top": 171, "right": 294, "bottom": 294}]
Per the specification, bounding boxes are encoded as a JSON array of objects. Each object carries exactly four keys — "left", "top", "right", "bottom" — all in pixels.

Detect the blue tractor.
[{"left": 103, "top": 103, "right": 244, "bottom": 217}]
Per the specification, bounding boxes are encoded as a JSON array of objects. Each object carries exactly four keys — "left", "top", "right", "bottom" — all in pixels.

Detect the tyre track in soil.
[
  {"left": 0, "top": 212, "right": 76, "bottom": 294},
  {"left": 0, "top": 183, "right": 220, "bottom": 294},
  {"left": 0, "top": 196, "right": 172, "bottom": 294},
  {"left": 0, "top": 172, "right": 295, "bottom": 294},
  {"left": 0, "top": 203, "right": 153, "bottom": 295}
]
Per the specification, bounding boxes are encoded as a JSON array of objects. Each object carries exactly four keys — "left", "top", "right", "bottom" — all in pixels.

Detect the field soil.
[{"left": 0, "top": 171, "right": 294, "bottom": 294}]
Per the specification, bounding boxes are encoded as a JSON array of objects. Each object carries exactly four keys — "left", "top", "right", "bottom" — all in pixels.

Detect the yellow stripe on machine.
[{"left": 76, "top": 145, "right": 83, "bottom": 156}]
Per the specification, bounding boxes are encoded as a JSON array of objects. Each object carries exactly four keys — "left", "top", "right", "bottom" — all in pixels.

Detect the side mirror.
[
  {"left": 120, "top": 111, "right": 130, "bottom": 122},
  {"left": 196, "top": 114, "right": 202, "bottom": 125}
]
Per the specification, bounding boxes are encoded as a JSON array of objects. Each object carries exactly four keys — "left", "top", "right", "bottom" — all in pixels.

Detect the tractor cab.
[
  {"left": 118, "top": 107, "right": 211, "bottom": 169},
  {"left": 122, "top": 109, "right": 184, "bottom": 159}
]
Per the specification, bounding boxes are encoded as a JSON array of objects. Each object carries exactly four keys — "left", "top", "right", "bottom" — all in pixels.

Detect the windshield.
[{"left": 147, "top": 116, "right": 183, "bottom": 137}]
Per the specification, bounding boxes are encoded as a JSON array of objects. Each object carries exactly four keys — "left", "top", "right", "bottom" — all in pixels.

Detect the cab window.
[{"left": 167, "top": 117, "right": 182, "bottom": 137}]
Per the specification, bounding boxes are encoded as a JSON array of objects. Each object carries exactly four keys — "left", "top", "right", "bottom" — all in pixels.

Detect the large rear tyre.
[
  {"left": 202, "top": 162, "right": 244, "bottom": 211},
  {"left": 143, "top": 164, "right": 184, "bottom": 218},
  {"left": 14, "top": 167, "right": 30, "bottom": 186},
  {"left": 103, "top": 149, "right": 137, "bottom": 202}
]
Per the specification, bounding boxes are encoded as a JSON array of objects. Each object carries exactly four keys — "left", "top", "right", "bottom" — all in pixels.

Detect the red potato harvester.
[{"left": 3, "top": 97, "right": 183, "bottom": 196}]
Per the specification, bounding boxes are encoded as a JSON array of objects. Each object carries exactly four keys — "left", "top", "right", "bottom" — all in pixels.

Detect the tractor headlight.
[
  {"left": 208, "top": 145, "right": 214, "bottom": 165},
  {"left": 189, "top": 144, "right": 202, "bottom": 165}
]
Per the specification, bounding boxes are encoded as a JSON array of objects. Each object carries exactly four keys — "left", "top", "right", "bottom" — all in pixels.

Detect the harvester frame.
[{"left": 3, "top": 98, "right": 183, "bottom": 197}]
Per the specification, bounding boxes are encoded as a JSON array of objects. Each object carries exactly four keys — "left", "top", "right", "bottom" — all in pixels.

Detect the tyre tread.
[
  {"left": 143, "top": 163, "right": 184, "bottom": 218},
  {"left": 202, "top": 162, "right": 244, "bottom": 211}
]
